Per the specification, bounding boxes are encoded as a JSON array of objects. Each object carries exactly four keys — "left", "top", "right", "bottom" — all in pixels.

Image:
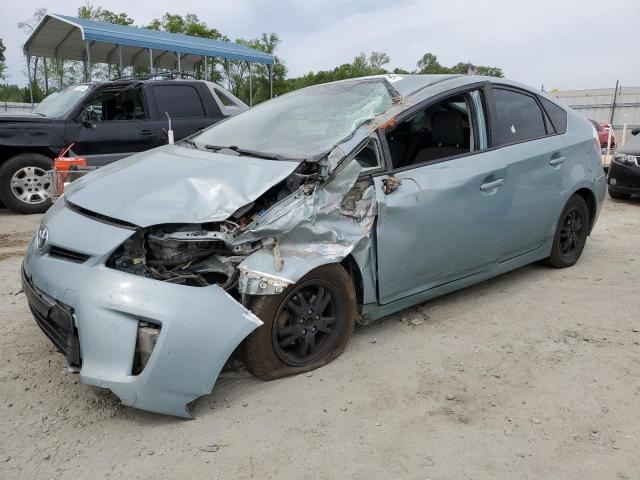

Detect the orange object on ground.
[{"left": 53, "top": 144, "right": 87, "bottom": 195}]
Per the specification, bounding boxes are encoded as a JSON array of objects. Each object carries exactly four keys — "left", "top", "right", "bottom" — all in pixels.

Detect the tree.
[
  {"left": 416, "top": 53, "right": 449, "bottom": 74},
  {"left": 146, "top": 13, "right": 227, "bottom": 82},
  {"left": 0, "top": 38, "right": 6, "bottom": 81},
  {"left": 78, "top": 3, "right": 134, "bottom": 79},
  {"left": 416, "top": 52, "right": 503, "bottom": 77},
  {"left": 233, "top": 33, "right": 287, "bottom": 104}
]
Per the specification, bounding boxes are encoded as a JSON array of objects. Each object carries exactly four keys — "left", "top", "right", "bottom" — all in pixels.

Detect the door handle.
[
  {"left": 139, "top": 129, "right": 154, "bottom": 136},
  {"left": 480, "top": 178, "right": 504, "bottom": 191},
  {"left": 549, "top": 156, "right": 565, "bottom": 166}
]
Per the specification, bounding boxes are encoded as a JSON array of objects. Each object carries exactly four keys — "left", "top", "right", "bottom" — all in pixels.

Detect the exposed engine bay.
[{"left": 107, "top": 163, "right": 323, "bottom": 292}]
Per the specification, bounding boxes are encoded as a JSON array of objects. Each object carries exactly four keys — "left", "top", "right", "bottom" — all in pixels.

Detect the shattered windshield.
[
  {"left": 34, "top": 84, "right": 94, "bottom": 118},
  {"left": 191, "top": 80, "right": 395, "bottom": 159}
]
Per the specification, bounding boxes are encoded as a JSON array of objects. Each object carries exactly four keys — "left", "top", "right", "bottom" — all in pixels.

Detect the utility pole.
[{"left": 609, "top": 80, "right": 619, "bottom": 126}]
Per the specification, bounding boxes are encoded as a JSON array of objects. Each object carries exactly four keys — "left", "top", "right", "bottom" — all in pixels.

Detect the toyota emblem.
[{"left": 36, "top": 225, "right": 49, "bottom": 251}]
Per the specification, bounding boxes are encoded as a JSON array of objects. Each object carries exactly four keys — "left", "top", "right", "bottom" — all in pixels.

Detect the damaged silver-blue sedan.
[{"left": 22, "top": 74, "right": 606, "bottom": 417}]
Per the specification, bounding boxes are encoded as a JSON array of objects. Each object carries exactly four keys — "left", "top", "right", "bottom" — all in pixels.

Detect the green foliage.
[
  {"left": 233, "top": 33, "right": 287, "bottom": 104},
  {"left": 0, "top": 38, "right": 6, "bottom": 81},
  {"left": 283, "top": 51, "right": 391, "bottom": 92},
  {"left": 416, "top": 52, "right": 503, "bottom": 77},
  {"left": 147, "top": 13, "right": 225, "bottom": 40},
  {"left": 77, "top": 3, "right": 134, "bottom": 26},
  {"left": 0, "top": 84, "right": 25, "bottom": 102}
]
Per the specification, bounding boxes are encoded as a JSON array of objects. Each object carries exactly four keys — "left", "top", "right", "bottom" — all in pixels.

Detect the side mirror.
[{"left": 632, "top": 127, "right": 640, "bottom": 136}]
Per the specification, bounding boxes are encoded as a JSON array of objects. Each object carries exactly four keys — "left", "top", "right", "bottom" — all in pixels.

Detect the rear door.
[
  {"left": 149, "top": 83, "right": 219, "bottom": 142},
  {"left": 375, "top": 86, "right": 510, "bottom": 304},
  {"left": 486, "top": 86, "right": 566, "bottom": 260}
]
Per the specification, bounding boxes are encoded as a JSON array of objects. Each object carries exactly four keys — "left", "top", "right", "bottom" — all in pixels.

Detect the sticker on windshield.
[
  {"left": 386, "top": 74, "right": 403, "bottom": 83},
  {"left": 74, "top": 85, "right": 89, "bottom": 92}
]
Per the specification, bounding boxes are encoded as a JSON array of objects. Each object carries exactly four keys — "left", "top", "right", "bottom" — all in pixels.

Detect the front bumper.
[
  {"left": 23, "top": 202, "right": 262, "bottom": 418},
  {"left": 608, "top": 159, "right": 640, "bottom": 195}
]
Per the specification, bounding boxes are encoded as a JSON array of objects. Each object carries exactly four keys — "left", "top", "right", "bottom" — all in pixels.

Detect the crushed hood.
[{"left": 64, "top": 144, "right": 301, "bottom": 227}]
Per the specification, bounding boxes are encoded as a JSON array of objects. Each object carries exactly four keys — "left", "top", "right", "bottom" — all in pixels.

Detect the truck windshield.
[
  {"left": 191, "top": 79, "right": 395, "bottom": 159},
  {"left": 34, "top": 84, "right": 94, "bottom": 118}
]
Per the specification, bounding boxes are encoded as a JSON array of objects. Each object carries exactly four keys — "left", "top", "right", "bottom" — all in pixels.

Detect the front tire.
[
  {"left": 244, "top": 264, "right": 357, "bottom": 380},
  {"left": 545, "top": 195, "right": 590, "bottom": 269},
  {"left": 0, "top": 153, "right": 53, "bottom": 214}
]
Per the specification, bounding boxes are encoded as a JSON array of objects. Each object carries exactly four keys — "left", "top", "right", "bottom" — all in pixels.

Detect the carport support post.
[
  {"left": 84, "top": 40, "right": 92, "bottom": 81},
  {"left": 176, "top": 52, "right": 181, "bottom": 78},
  {"left": 204, "top": 56, "right": 209, "bottom": 81},
  {"left": 148, "top": 48, "right": 154, "bottom": 75},
  {"left": 248, "top": 62, "right": 253, "bottom": 107},
  {"left": 118, "top": 45, "right": 123, "bottom": 77},
  {"left": 269, "top": 64, "right": 273, "bottom": 99},
  {"left": 26, "top": 54, "right": 34, "bottom": 106}
]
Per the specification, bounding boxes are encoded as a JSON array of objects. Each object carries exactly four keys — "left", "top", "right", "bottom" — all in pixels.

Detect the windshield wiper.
[
  {"left": 180, "top": 138, "right": 200, "bottom": 149},
  {"left": 204, "top": 144, "right": 298, "bottom": 162}
]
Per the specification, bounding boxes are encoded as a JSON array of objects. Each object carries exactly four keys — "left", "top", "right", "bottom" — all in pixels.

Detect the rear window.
[
  {"left": 539, "top": 97, "right": 568, "bottom": 134},
  {"left": 153, "top": 85, "right": 205, "bottom": 118},
  {"left": 492, "top": 88, "right": 546, "bottom": 145}
]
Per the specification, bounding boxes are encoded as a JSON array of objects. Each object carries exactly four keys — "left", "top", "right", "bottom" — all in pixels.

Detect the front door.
[
  {"left": 374, "top": 87, "right": 510, "bottom": 305},
  {"left": 67, "top": 85, "right": 156, "bottom": 158}
]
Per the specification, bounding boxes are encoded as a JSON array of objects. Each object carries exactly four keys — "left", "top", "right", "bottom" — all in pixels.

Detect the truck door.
[{"left": 68, "top": 85, "right": 156, "bottom": 159}]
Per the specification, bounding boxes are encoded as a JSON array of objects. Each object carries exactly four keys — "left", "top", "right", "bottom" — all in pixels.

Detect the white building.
[{"left": 550, "top": 85, "right": 640, "bottom": 146}]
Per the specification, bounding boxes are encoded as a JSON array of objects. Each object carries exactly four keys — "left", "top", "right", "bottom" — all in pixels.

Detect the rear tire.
[
  {"left": 608, "top": 189, "right": 630, "bottom": 200},
  {"left": 0, "top": 153, "right": 53, "bottom": 214},
  {"left": 544, "top": 195, "right": 590, "bottom": 269},
  {"left": 244, "top": 264, "right": 357, "bottom": 381}
]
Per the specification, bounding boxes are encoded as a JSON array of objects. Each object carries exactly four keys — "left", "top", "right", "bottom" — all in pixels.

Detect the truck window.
[
  {"left": 84, "top": 87, "right": 146, "bottom": 122},
  {"left": 153, "top": 85, "right": 205, "bottom": 119}
]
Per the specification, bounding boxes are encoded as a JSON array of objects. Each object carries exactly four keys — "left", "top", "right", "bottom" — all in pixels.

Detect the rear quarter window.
[
  {"left": 153, "top": 85, "right": 205, "bottom": 119},
  {"left": 539, "top": 97, "right": 568, "bottom": 134}
]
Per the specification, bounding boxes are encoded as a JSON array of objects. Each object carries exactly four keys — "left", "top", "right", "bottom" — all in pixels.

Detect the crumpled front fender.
[{"left": 234, "top": 160, "right": 377, "bottom": 295}]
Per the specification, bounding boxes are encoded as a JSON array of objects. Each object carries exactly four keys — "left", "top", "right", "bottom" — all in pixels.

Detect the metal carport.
[{"left": 23, "top": 14, "right": 275, "bottom": 104}]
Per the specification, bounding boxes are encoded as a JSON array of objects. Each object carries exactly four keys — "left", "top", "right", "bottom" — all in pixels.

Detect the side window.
[
  {"left": 539, "top": 97, "right": 568, "bottom": 134},
  {"left": 354, "top": 138, "right": 382, "bottom": 171},
  {"left": 84, "top": 87, "right": 146, "bottom": 122},
  {"left": 492, "top": 88, "right": 546, "bottom": 145},
  {"left": 385, "top": 91, "right": 482, "bottom": 169},
  {"left": 215, "top": 89, "right": 237, "bottom": 107},
  {"left": 153, "top": 85, "right": 205, "bottom": 119}
]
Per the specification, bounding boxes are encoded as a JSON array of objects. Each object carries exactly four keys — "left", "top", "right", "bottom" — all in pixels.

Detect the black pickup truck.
[{"left": 0, "top": 78, "right": 247, "bottom": 213}]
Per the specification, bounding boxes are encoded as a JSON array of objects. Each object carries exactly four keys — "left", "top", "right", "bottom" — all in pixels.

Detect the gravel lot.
[{"left": 1, "top": 196, "right": 639, "bottom": 480}]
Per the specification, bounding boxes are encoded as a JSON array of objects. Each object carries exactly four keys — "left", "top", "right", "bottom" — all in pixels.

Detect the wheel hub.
[
  {"left": 559, "top": 208, "right": 583, "bottom": 256},
  {"left": 10, "top": 166, "right": 51, "bottom": 205},
  {"left": 272, "top": 282, "right": 337, "bottom": 366}
]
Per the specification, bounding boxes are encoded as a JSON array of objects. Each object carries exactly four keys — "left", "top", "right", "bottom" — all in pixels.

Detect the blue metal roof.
[{"left": 24, "top": 14, "right": 274, "bottom": 65}]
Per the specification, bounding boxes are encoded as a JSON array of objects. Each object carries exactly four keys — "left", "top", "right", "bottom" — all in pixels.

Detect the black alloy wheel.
[
  {"left": 243, "top": 264, "right": 357, "bottom": 381},
  {"left": 544, "top": 194, "right": 590, "bottom": 269},
  {"left": 559, "top": 207, "right": 584, "bottom": 257},
  {"left": 272, "top": 280, "right": 337, "bottom": 367}
]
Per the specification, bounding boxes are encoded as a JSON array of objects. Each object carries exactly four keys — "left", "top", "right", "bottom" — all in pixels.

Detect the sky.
[{"left": 1, "top": 0, "right": 638, "bottom": 90}]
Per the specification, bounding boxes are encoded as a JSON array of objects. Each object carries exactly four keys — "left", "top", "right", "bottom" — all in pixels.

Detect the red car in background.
[{"left": 590, "top": 119, "right": 616, "bottom": 149}]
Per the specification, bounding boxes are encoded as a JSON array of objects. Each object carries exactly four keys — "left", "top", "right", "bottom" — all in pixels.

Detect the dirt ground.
[{"left": 0, "top": 196, "right": 639, "bottom": 480}]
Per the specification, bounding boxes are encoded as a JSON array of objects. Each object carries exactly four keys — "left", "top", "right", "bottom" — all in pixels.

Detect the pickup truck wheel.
[
  {"left": 0, "top": 154, "right": 53, "bottom": 214},
  {"left": 244, "top": 264, "right": 357, "bottom": 380}
]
